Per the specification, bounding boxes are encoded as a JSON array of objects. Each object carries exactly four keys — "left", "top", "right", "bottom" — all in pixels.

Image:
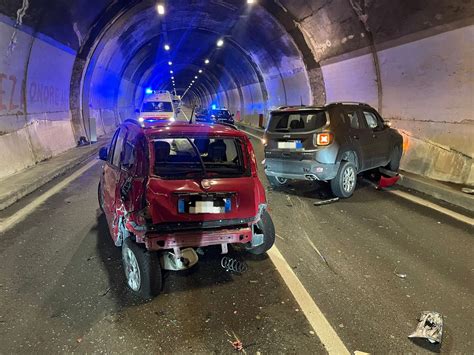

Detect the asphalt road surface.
[{"left": 0, "top": 130, "right": 472, "bottom": 353}]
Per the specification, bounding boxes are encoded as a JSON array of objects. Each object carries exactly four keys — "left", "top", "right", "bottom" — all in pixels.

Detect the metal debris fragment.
[
  {"left": 100, "top": 287, "right": 111, "bottom": 297},
  {"left": 275, "top": 234, "right": 285, "bottom": 241},
  {"left": 394, "top": 267, "right": 407, "bottom": 279},
  {"left": 285, "top": 195, "right": 293, "bottom": 207},
  {"left": 313, "top": 197, "right": 339, "bottom": 206},
  {"left": 461, "top": 187, "right": 474, "bottom": 195},
  {"left": 221, "top": 257, "right": 248, "bottom": 273},
  {"left": 409, "top": 311, "right": 443, "bottom": 344}
]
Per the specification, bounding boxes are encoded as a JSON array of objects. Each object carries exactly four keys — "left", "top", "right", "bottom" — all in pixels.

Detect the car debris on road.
[
  {"left": 408, "top": 311, "right": 443, "bottom": 344},
  {"left": 313, "top": 197, "right": 339, "bottom": 206}
]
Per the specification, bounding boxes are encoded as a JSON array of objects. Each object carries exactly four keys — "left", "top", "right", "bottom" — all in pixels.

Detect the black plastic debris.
[
  {"left": 313, "top": 197, "right": 339, "bottom": 206},
  {"left": 77, "top": 136, "right": 89, "bottom": 146},
  {"left": 408, "top": 311, "right": 443, "bottom": 344}
]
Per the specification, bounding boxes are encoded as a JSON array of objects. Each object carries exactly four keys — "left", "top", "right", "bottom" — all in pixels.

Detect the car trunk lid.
[{"left": 146, "top": 176, "right": 261, "bottom": 225}]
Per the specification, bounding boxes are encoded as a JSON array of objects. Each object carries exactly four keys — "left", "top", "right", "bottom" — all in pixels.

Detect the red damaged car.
[{"left": 98, "top": 119, "right": 275, "bottom": 298}]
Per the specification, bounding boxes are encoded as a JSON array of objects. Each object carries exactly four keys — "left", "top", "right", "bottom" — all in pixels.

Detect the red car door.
[{"left": 102, "top": 128, "right": 127, "bottom": 239}]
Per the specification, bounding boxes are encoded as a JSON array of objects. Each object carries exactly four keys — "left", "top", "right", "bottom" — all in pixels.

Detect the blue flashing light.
[
  {"left": 145, "top": 88, "right": 153, "bottom": 95},
  {"left": 211, "top": 104, "right": 217, "bottom": 110}
]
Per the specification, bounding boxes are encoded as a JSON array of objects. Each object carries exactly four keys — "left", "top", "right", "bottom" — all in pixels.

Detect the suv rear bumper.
[
  {"left": 144, "top": 227, "right": 252, "bottom": 251},
  {"left": 265, "top": 158, "right": 340, "bottom": 181}
]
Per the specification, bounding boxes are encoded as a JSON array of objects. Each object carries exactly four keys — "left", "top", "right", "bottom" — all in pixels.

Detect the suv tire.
[
  {"left": 248, "top": 210, "right": 275, "bottom": 255},
  {"left": 386, "top": 146, "right": 402, "bottom": 172},
  {"left": 122, "top": 238, "right": 162, "bottom": 299},
  {"left": 330, "top": 161, "right": 357, "bottom": 198},
  {"left": 267, "top": 175, "right": 289, "bottom": 189}
]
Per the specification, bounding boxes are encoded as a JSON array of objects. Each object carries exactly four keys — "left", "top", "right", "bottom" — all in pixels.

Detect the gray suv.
[{"left": 263, "top": 102, "right": 403, "bottom": 198}]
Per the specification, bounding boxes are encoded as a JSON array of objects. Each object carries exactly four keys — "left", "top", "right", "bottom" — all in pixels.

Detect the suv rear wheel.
[
  {"left": 386, "top": 146, "right": 402, "bottom": 172},
  {"left": 122, "top": 238, "right": 162, "bottom": 299},
  {"left": 330, "top": 161, "right": 357, "bottom": 198},
  {"left": 267, "top": 175, "right": 289, "bottom": 189}
]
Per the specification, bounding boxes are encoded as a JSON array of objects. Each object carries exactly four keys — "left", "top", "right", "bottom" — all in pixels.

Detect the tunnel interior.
[{"left": 0, "top": 0, "right": 473, "bottom": 185}]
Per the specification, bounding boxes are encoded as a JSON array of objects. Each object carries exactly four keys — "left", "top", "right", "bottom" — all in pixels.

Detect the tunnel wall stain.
[
  {"left": 0, "top": 14, "right": 76, "bottom": 179},
  {"left": 319, "top": 24, "right": 474, "bottom": 185}
]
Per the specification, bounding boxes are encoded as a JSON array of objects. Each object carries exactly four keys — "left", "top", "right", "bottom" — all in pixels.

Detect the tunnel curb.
[
  {"left": 0, "top": 137, "right": 110, "bottom": 212},
  {"left": 236, "top": 122, "right": 474, "bottom": 214}
]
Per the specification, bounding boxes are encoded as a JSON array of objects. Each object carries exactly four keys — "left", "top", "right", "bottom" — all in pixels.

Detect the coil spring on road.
[{"left": 221, "top": 256, "right": 248, "bottom": 273}]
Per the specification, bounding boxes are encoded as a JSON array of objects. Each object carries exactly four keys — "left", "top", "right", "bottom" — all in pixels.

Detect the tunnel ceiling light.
[
  {"left": 171, "top": 76, "right": 174, "bottom": 79},
  {"left": 247, "top": 0, "right": 256, "bottom": 3},
  {"left": 198, "top": 69, "right": 203, "bottom": 73},
  {"left": 164, "top": 44, "right": 170, "bottom": 51},
  {"left": 195, "top": 76, "right": 198, "bottom": 79},
  {"left": 204, "top": 59, "right": 210, "bottom": 64},
  {"left": 168, "top": 61, "right": 173, "bottom": 66},
  {"left": 217, "top": 39, "right": 224, "bottom": 47},
  {"left": 170, "top": 70, "right": 174, "bottom": 74},
  {"left": 157, "top": 4, "right": 165, "bottom": 15}
]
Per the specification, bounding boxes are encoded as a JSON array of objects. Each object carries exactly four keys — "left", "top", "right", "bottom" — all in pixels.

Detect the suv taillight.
[{"left": 314, "top": 132, "right": 334, "bottom": 146}]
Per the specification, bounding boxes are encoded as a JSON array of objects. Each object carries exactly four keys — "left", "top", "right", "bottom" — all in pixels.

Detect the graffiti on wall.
[
  {"left": 29, "top": 81, "right": 68, "bottom": 108},
  {"left": 0, "top": 71, "right": 69, "bottom": 114},
  {"left": 0, "top": 72, "right": 20, "bottom": 112}
]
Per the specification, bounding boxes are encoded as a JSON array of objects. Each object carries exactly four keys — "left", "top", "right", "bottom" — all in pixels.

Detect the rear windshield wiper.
[{"left": 188, "top": 139, "right": 208, "bottom": 178}]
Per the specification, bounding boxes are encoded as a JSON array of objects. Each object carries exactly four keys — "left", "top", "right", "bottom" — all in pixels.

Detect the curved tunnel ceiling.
[{"left": 80, "top": 0, "right": 312, "bottom": 119}]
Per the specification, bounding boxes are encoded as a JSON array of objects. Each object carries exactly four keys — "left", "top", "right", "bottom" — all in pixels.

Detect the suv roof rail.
[
  {"left": 276, "top": 105, "right": 307, "bottom": 110},
  {"left": 327, "top": 101, "right": 371, "bottom": 107}
]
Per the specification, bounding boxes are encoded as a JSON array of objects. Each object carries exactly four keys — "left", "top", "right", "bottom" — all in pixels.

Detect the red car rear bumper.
[{"left": 144, "top": 227, "right": 253, "bottom": 251}]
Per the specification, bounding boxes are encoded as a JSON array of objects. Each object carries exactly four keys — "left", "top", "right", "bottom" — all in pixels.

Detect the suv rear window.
[
  {"left": 152, "top": 137, "right": 247, "bottom": 179},
  {"left": 142, "top": 101, "right": 173, "bottom": 113},
  {"left": 268, "top": 110, "right": 327, "bottom": 132}
]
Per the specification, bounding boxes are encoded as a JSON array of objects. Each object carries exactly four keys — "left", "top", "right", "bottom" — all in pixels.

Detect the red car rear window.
[{"left": 151, "top": 137, "right": 249, "bottom": 179}]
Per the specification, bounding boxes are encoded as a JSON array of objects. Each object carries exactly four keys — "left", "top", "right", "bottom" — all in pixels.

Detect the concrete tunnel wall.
[{"left": 0, "top": 0, "right": 473, "bottom": 185}]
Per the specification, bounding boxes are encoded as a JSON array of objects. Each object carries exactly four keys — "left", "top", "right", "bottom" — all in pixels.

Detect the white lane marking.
[
  {"left": 243, "top": 130, "right": 473, "bottom": 226},
  {"left": 389, "top": 189, "right": 474, "bottom": 226},
  {"left": 0, "top": 160, "right": 99, "bottom": 234},
  {"left": 268, "top": 246, "right": 351, "bottom": 355}
]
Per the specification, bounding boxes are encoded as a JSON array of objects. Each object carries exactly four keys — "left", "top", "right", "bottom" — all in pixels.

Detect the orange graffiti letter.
[{"left": 0, "top": 73, "right": 7, "bottom": 111}]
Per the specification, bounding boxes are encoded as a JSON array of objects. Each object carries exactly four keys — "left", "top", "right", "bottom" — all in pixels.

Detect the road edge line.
[
  {"left": 0, "top": 160, "right": 99, "bottom": 234},
  {"left": 387, "top": 189, "right": 474, "bottom": 226},
  {"left": 268, "top": 246, "right": 350, "bottom": 355}
]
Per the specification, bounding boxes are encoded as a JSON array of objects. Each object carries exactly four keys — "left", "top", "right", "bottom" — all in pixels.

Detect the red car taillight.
[{"left": 314, "top": 132, "right": 334, "bottom": 146}]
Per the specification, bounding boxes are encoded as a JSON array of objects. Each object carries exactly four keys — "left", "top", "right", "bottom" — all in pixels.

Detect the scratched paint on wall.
[
  {"left": 0, "top": 19, "right": 32, "bottom": 120},
  {"left": 26, "top": 37, "right": 75, "bottom": 113}
]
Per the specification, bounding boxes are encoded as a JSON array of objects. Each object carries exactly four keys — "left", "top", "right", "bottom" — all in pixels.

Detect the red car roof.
[{"left": 125, "top": 120, "right": 247, "bottom": 138}]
